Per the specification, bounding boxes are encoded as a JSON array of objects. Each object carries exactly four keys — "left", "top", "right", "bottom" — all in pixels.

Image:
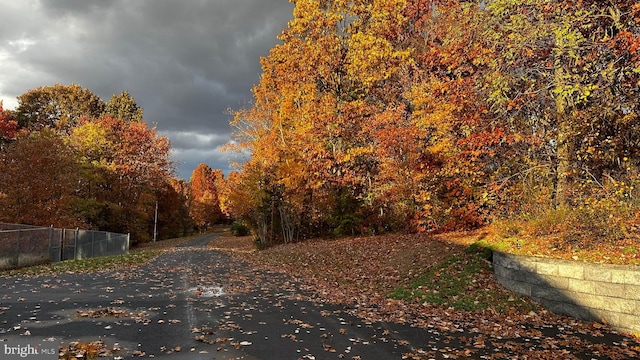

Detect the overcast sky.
[{"left": 0, "top": 0, "right": 294, "bottom": 179}]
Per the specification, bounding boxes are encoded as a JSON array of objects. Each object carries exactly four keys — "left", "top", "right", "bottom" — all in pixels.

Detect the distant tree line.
[{"left": 0, "top": 84, "right": 226, "bottom": 243}]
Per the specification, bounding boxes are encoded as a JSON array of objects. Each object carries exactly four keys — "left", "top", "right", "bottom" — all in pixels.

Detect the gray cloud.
[{"left": 0, "top": 0, "right": 293, "bottom": 178}]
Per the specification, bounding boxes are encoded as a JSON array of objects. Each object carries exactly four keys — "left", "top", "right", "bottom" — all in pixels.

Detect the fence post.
[
  {"left": 49, "top": 226, "right": 53, "bottom": 262},
  {"left": 60, "top": 228, "right": 64, "bottom": 262},
  {"left": 127, "top": 233, "right": 130, "bottom": 254},
  {"left": 16, "top": 228, "right": 21, "bottom": 268},
  {"left": 74, "top": 228, "right": 79, "bottom": 260}
]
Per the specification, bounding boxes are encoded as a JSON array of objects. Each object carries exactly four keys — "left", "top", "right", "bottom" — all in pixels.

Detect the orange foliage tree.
[
  {"left": 188, "top": 163, "right": 224, "bottom": 231},
  {"left": 0, "top": 129, "right": 85, "bottom": 227}
]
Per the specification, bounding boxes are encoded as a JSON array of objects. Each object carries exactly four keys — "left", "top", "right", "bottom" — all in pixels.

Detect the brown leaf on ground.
[{"left": 211, "top": 231, "right": 640, "bottom": 359}]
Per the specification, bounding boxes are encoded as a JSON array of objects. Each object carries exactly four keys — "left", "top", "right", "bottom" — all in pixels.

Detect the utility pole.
[{"left": 153, "top": 201, "right": 158, "bottom": 242}]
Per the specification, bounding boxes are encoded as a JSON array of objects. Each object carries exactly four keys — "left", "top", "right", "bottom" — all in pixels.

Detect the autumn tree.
[
  {"left": 0, "top": 101, "right": 18, "bottom": 148},
  {"left": 0, "top": 129, "right": 85, "bottom": 227},
  {"left": 220, "top": 163, "right": 279, "bottom": 243},
  {"left": 153, "top": 178, "right": 193, "bottom": 239},
  {"left": 188, "top": 164, "right": 224, "bottom": 231},
  {"left": 103, "top": 91, "right": 144, "bottom": 123},
  {"left": 229, "top": 0, "right": 417, "bottom": 239},
  {"left": 14, "top": 84, "right": 105, "bottom": 132},
  {"left": 70, "top": 115, "right": 173, "bottom": 242},
  {"left": 217, "top": 170, "right": 233, "bottom": 219}
]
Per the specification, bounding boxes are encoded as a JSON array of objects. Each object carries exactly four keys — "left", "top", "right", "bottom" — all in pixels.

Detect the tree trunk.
[
  {"left": 554, "top": 64, "right": 573, "bottom": 207},
  {"left": 555, "top": 115, "right": 573, "bottom": 207}
]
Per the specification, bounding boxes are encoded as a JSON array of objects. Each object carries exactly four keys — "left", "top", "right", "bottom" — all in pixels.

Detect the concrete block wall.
[{"left": 493, "top": 251, "right": 640, "bottom": 335}]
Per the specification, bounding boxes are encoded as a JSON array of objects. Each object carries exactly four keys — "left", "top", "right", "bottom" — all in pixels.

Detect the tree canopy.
[
  {"left": 0, "top": 85, "right": 217, "bottom": 243},
  {"left": 103, "top": 91, "right": 144, "bottom": 123},
  {"left": 226, "top": 0, "right": 640, "bottom": 246},
  {"left": 14, "top": 83, "right": 105, "bottom": 132}
]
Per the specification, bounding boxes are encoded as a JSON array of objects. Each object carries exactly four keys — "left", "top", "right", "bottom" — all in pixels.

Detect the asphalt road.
[
  {"left": 0, "top": 234, "right": 425, "bottom": 359},
  {"left": 1, "top": 234, "right": 638, "bottom": 360}
]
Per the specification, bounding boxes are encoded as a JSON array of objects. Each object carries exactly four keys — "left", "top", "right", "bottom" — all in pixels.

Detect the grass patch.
[
  {"left": 389, "top": 242, "right": 537, "bottom": 314},
  {"left": 0, "top": 234, "right": 209, "bottom": 277},
  {"left": 0, "top": 250, "right": 162, "bottom": 277}
]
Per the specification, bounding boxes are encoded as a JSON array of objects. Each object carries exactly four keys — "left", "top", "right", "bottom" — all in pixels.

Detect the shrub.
[
  {"left": 230, "top": 222, "right": 250, "bottom": 236},
  {"left": 522, "top": 200, "right": 634, "bottom": 250},
  {"left": 332, "top": 213, "right": 362, "bottom": 237}
]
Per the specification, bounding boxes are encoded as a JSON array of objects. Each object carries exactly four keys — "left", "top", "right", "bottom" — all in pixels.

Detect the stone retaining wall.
[{"left": 493, "top": 251, "right": 640, "bottom": 335}]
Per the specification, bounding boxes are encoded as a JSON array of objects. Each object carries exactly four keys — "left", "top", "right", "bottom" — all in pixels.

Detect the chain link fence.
[
  {"left": 49, "top": 228, "right": 130, "bottom": 262},
  {"left": 0, "top": 223, "right": 52, "bottom": 270},
  {"left": 0, "top": 222, "right": 130, "bottom": 270}
]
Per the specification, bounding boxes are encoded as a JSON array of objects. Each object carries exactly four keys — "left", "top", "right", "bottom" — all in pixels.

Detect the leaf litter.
[{"left": 211, "top": 232, "right": 640, "bottom": 359}]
